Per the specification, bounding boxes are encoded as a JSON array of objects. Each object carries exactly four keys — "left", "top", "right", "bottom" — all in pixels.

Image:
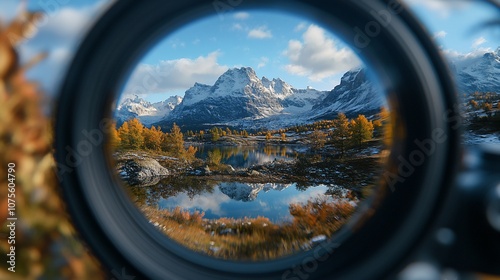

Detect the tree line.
[
  {"left": 111, "top": 119, "right": 197, "bottom": 161},
  {"left": 308, "top": 109, "right": 391, "bottom": 157}
]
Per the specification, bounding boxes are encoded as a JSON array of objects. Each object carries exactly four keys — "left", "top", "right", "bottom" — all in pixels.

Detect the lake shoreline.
[{"left": 115, "top": 140, "right": 386, "bottom": 200}]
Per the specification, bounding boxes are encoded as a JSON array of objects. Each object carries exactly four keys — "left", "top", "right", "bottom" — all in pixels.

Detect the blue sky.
[
  {"left": 1, "top": 0, "right": 498, "bottom": 104},
  {"left": 124, "top": 10, "right": 360, "bottom": 103},
  {"left": 406, "top": 0, "right": 500, "bottom": 53}
]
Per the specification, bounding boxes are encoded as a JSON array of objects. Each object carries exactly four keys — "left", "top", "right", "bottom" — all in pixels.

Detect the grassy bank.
[{"left": 141, "top": 197, "right": 356, "bottom": 261}]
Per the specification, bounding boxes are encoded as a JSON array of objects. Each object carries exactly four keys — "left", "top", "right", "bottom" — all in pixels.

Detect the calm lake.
[
  {"left": 194, "top": 145, "right": 306, "bottom": 168},
  {"left": 157, "top": 183, "right": 347, "bottom": 223},
  {"left": 145, "top": 145, "right": 355, "bottom": 223}
]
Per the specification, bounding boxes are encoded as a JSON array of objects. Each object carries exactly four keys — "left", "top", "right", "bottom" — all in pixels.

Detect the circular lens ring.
[{"left": 55, "top": 0, "right": 460, "bottom": 279}]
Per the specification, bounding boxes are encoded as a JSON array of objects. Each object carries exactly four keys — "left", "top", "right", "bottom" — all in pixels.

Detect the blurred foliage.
[{"left": 0, "top": 7, "right": 105, "bottom": 280}]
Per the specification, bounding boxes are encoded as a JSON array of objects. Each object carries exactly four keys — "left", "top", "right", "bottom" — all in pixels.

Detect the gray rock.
[
  {"left": 249, "top": 170, "right": 261, "bottom": 176},
  {"left": 204, "top": 165, "right": 211, "bottom": 175},
  {"left": 119, "top": 158, "right": 169, "bottom": 185}
]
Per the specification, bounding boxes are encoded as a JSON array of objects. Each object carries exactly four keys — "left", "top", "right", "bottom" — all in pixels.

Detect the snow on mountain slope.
[
  {"left": 453, "top": 47, "right": 500, "bottom": 94},
  {"left": 115, "top": 95, "right": 183, "bottom": 126},
  {"left": 311, "top": 68, "right": 384, "bottom": 119},
  {"left": 166, "top": 67, "right": 327, "bottom": 127},
  {"left": 118, "top": 47, "right": 499, "bottom": 131}
]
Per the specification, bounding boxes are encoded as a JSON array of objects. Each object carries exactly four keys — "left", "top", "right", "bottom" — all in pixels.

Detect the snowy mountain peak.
[
  {"left": 163, "top": 67, "right": 331, "bottom": 129},
  {"left": 454, "top": 46, "right": 500, "bottom": 94},
  {"left": 215, "top": 67, "right": 260, "bottom": 87},
  {"left": 115, "top": 95, "right": 183, "bottom": 126},
  {"left": 118, "top": 95, "right": 150, "bottom": 110},
  {"left": 261, "top": 76, "right": 272, "bottom": 87}
]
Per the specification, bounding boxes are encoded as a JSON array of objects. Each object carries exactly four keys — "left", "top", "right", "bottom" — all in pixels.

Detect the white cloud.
[
  {"left": 283, "top": 24, "right": 360, "bottom": 81},
  {"left": 433, "top": 30, "right": 447, "bottom": 39},
  {"left": 404, "top": 0, "right": 470, "bottom": 17},
  {"left": 21, "top": 1, "right": 110, "bottom": 95},
  {"left": 257, "top": 57, "right": 269, "bottom": 69},
  {"left": 248, "top": 26, "right": 273, "bottom": 39},
  {"left": 161, "top": 191, "right": 231, "bottom": 216},
  {"left": 232, "top": 23, "right": 244, "bottom": 30},
  {"left": 472, "top": 36, "right": 487, "bottom": 48},
  {"left": 123, "top": 51, "right": 229, "bottom": 96},
  {"left": 171, "top": 41, "right": 186, "bottom": 49},
  {"left": 233, "top": 12, "right": 250, "bottom": 20},
  {"left": 442, "top": 47, "right": 493, "bottom": 61},
  {"left": 294, "top": 22, "right": 307, "bottom": 32}
]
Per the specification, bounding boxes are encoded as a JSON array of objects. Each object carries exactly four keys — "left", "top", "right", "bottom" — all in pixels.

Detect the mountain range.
[
  {"left": 115, "top": 95, "right": 183, "bottom": 126},
  {"left": 115, "top": 47, "right": 500, "bottom": 130},
  {"left": 452, "top": 47, "right": 500, "bottom": 94}
]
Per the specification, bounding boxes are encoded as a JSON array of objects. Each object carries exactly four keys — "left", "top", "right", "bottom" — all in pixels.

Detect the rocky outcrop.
[{"left": 118, "top": 158, "right": 169, "bottom": 185}]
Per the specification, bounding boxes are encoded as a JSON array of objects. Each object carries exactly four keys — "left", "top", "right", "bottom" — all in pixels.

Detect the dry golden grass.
[
  {"left": 141, "top": 197, "right": 356, "bottom": 261},
  {"left": 0, "top": 7, "right": 105, "bottom": 280}
]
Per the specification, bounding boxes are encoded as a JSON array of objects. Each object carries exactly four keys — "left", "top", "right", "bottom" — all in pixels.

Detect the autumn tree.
[
  {"left": 470, "top": 100, "right": 479, "bottom": 110},
  {"left": 308, "top": 130, "right": 327, "bottom": 151},
  {"left": 184, "top": 146, "right": 198, "bottom": 163},
  {"left": 265, "top": 131, "right": 272, "bottom": 142},
  {"left": 281, "top": 133, "right": 287, "bottom": 142},
  {"left": 210, "top": 127, "right": 220, "bottom": 142},
  {"left": 207, "top": 149, "right": 222, "bottom": 166},
  {"left": 330, "top": 113, "right": 352, "bottom": 158},
  {"left": 117, "top": 121, "right": 130, "bottom": 149},
  {"left": 128, "top": 118, "right": 145, "bottom": 149},
  {"left": 379, "top": 107, "right": 392, "bottom": 147},
  {"left": 143, "top": 126, "right": 162, "bottom": 151},
  {"left": 108, "top": 121, "right": 121, "bottom": 148},
  {"left": 167, "top": 123, "right": 185, "bottom": 157},
  {"left": 118, "top": 119, "right": 144, "bottom": 150},
  {"left": 350, "top": 114, "right": 374, "bottom": 146},
  {"left": 483, "top": 102, "right": 493, "bottom": 112}
]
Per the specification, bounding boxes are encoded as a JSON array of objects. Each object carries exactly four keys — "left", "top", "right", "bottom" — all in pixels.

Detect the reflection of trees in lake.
[
  {"left": 263, "top": 145, "right": 290, "bottom": 157},
  {"left": 128, "top": 176, "right": 217, "bottom": 206},
  {"left": 281, "top": 146, "right": 287, "bottom": 157}
]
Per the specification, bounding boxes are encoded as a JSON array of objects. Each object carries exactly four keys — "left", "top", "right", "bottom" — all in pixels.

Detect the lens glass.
[{"left": 108, "top": 10, "right": 392, "bottom": 261}]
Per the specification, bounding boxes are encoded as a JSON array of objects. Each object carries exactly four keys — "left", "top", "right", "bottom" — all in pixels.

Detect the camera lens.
[
  {"left": 109, "top": 9, "right": 392, "bottom": 263},
  {"left": 55, "top": 0, "right": 460, "bottom": 279}
]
